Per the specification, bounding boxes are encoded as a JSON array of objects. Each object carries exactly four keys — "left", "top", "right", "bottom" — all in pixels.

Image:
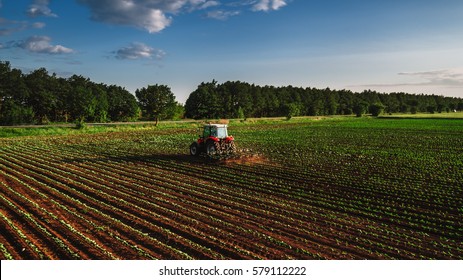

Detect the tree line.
[
  {"left": 185, "top": 80, "right": 463, "bottom": 119},
  {"left": 2, "top": 61, "right": 463, "bottom": 126},
  {"left": 0, "top": 61, "right": 182, "bottom": 125}
]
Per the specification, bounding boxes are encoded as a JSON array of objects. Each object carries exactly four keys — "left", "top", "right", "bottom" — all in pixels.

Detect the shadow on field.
[
  {"left": 145, "top": 153, "right": 266, "bottom": 166},
  {"left": 62, "top": 152, "right": 219, "bottom": 165},
  {"left": 62, "top": 152, "right": 266, "bottom": 167}
]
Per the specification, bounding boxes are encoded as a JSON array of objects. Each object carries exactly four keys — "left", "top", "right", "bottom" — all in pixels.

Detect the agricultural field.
[{"left": 0, "top": 116, "right": 462, "bottom": 259}]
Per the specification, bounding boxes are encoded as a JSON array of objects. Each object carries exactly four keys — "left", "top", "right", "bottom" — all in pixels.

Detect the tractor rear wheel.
[
  {"left": 190, "top": 142, "right": 200, "bottom": 156},
  {"left": 206, "top": 141, "right": 220, "bottom": 156}
]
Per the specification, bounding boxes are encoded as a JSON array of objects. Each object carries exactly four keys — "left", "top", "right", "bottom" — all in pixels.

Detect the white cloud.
[
  {"left": 0, "top": 18, "right": 24, "bottom": 36},
  {"left": 32, "top": 22, "right": 46, "bottom": 29},
  {"left": 77, "top": 0, "right": 173, "bottom": 33},
  {"left": 252, "top": 0, "right": 287, "bottom": 12},
  {"left": 27, "top": 0, "right": 58, "bottom": 18},
  {"left": 77, "top": 0, "right": 289, "bottom": 33},
  {"left": 0, "top": 18, "right": 45, "bottom": 36},
  {"left": 186, "top": 0, "right": 220, "bottom": 11},
  {"left": 206, "top": 10, "right": 240, "bottom": 20},
  {"left": 346, "top": 68, "right": 463, "bottom": 97},
  {"left": 398, "top": 69, "right": 463, "bottom": 87},
  {"left": 77, "top": 0, "right": 220, "bottom": 33},
  {"left": 196, "top": 0, "right": 220, "bottom": 10},
  {"left": 16, "top": 36, "right": 74, "bottom": 54},
  {"left": 164, "top": 0, "right": 220, "bottom": 12},
  {"left": 114, "top": 42, "right": 165, "bottom": 60}
]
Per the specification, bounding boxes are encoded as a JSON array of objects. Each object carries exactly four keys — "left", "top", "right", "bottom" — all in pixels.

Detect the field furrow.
[{"left": 1, "top": 118, "right": 462, "bottom": 259}]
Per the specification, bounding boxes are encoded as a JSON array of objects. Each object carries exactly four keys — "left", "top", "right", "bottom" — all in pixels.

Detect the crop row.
[
  {"left": 1, "top": 118, "right": 462, "bottom": 259},
  {"left": 3, "top": 143, "right": 348, "bottom": 259}
]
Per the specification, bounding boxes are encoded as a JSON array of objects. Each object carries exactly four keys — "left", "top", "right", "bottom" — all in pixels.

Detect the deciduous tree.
[{"left": 136, "top": 84, "right": 177, "bottom": 125}]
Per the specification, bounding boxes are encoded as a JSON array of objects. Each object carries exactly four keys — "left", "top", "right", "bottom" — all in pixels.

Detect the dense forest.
[
  {"left": 0, "top": 61, "right": 183, "bottom": 125},
  {"left": 0, "top": 61, "right": 141, "bottom": 125},
  {"left": 2, "top": 61, "right": 463, "bottom": 125},
  {"left": 185, "top": 80, "right": 463, "bottom": 119}
]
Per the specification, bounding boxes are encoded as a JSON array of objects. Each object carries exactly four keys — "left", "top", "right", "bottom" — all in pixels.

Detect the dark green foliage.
[
  {"left": 353, "top": 100, "right": 369, "bottom": 117},
  {"left": 74, "top": 119, "right": 86, "bottom": 129},
  {"left": 237, "top": 106, "right": 245, "bottom": 120},
  {"left": 136, "top": 84, "right": 177, "bottom": 125},
  {"left": 2, "top": 60, "right": 463, "bottom": 125},
  {"left": 0, "top": 62, "right": 32, "bottom": 125},
  {"left": 283, "top": 102, "right": 302, "bottom": 120},
  {"left": 0, "top": 61, "right": 141, "bottom": 125},
  {"left": 427, "top": 105, "right": 436, "bottom": 114},
  {"left": 369, "top": 102, "right": 386, "bottom": 117},
  {"left": 24, "top": 68, "right": 59, "bottom": 124},
  {"left": 184, "top": 81, "right": 222, "bottom": 119},
  {"left": 67, "top": 75, "right": 97, "bottom": 123},
  {"left": 0, "top": 99, "right": 35, "bottom": 125},
  {"left": 184, "top": 81, "right": 463, "bottom": 119},
  {"left": 107, "top": 85, "right": 140, "bottom": 121},
  {"left": 167, "top": 102, "right": 185, "bottom": 120}
]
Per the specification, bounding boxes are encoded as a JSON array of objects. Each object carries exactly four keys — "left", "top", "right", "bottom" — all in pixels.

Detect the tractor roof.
[{"left": 205, "top": 124, "right": 228, "bottom": 128}]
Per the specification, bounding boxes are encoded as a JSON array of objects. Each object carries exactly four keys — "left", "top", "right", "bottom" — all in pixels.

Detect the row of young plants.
[
  {"left": 13, "top": 147, "right": 256, "bottom": 259},
  {"left": 162, "top": 159, "right": 461, "bottom": 258},
  {"left": 1, "top": 163, "right": 142, "bottom": 259},
  {"left": 48, "top": 137, "right": 416, "bottom": 260},
  {"left": 7, "top": 140, "right": 306, "bottom": 258},
  {"left": 0, "top": 151, "right": 205, "bottom": 259},
  {"left": 1, "top": 117, "right": 462, "bottom": 259},
  {"left": 234, "top": 119, "right": 463, "bottom": 256},
  {"left": 12, "top": 140, "right": 328, "bottom": 259},
  {"left": 0, "top": 179, "right": 81, "bottom": 259},
  {"left": 0, "top": 173, "right": 119, "bottom": 259},
  {"left": 1, "top": 135, "right": 362, "bottom": 258},
  {"left": 14, "top": 139, "right": 463, "bottom": 258}
]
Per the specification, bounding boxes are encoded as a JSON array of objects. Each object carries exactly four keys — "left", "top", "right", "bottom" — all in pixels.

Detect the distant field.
[
  {"left": 2, "top": 112, "right": 463, "bottom": 137},
  {"left": 0, "top": 117, "right": 462, "bottom": 259},
  {"left": 379, "top": 111, "right": 463, "bottom": 119}
]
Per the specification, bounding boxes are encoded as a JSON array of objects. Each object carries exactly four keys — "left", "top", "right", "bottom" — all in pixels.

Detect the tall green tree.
[
  {"left": 369, "top": 102, "right": 386, "bottom": 117},
  {"left": 136, "top": 84, "right": 177, "bottom": 125},
  {"left": 353, "top": 100, "right": 369, "bottom": 117},
  {"left": 283, "top": 102, "right": 302, "bottom": 120},
  {"left": 0, "top": 61, "right": 33, "bottom": 125},
  {"left": 90, "top": 83, "right": 109, "bottom": 123},
  {"left": 107, "top": 85, "right": 140, "bottom": 121},
  {"left": 24, "top": 68, "right": 58, "bottom": 124},
  {"left": 184, "top": 81, "right": 221, "bottom": 119},
  {"left": 53, "top": 77, "right": 72, "bottom": 122},
  {"left": 324, "top": 89, "right": 339, "bottom": 115},
  {"left": 67, "top": 75, "right": 97, "bottom": 123},
  {"left": 165, "top": 102, "right": 185, "bottom": 120}
]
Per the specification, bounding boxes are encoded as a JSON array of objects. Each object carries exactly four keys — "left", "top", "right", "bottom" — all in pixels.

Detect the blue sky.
[{"left": 1, "top": 0, "right": 463, "bottom": 103}]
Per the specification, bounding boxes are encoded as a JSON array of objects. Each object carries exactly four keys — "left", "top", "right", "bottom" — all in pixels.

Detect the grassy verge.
[
  {"left": 378, "top": 112, "right": 463, "bottom": 119},
  {"left": 0, "top": 124, "right": 153, "bottom": 138},
  {"left": 2, "top": 113, "right": 462, "bottom": 138}
]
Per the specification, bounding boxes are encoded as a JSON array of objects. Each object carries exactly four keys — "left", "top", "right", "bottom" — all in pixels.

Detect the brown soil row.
[
  {"left": 6, "top": 149, "right": 313, "bottom": 259},
  {"left": 1, "top": 140, "right": 462, "bottom": 259}
]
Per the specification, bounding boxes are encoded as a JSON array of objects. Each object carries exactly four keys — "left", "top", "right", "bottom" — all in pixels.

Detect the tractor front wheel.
[{"left": 190, "top": 142, "right": 200, "bottom": 156}]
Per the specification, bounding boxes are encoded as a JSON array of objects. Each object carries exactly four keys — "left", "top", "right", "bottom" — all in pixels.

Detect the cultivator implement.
[{"left": 205, "top": 148, "right": 257, "bottom": 161}]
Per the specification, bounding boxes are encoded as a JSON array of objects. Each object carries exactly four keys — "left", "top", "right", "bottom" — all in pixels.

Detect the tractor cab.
[{"left": 201, "top": 124, "right": 229, "bottom": 139}]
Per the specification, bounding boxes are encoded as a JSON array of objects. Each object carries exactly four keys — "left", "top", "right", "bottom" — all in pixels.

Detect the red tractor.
[{"left": 190, "top": 124, "right": 236, "bottom": 157}]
